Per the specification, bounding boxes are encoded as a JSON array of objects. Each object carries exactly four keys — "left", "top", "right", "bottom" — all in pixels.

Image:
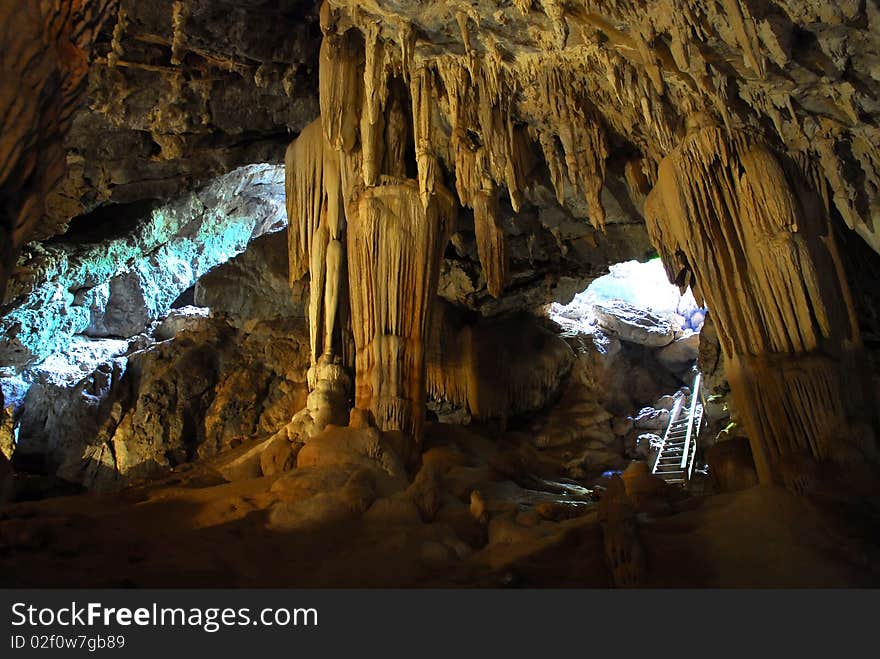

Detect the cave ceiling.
[
  {"left": 319, "top": 0, "right": 880, "bottom": 248},
  {"left": 0, "top": 0, "right": 878, "bottom": 364},
  {"left": 42, "top": 0, "right": 321, "bottom": 241},
  {"left": 2, "top": 0, "right": 876, "bottom": 254}
]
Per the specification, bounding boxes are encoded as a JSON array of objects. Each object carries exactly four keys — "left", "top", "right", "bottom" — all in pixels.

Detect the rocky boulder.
[
  {"left": 593, "top": 301, "right": 675, "bottom": 348},
  {"left": 154, "top": 306, "right": 213, "bottom": 341},
  {"left": 195, "top": 228, "right": 307, "bottom": 326},
  {"left": 656, "top": 331, "right": 700, "bottom": 371},
  {"left": 13, "top": 316, "right": 310, "bottom": 490}
]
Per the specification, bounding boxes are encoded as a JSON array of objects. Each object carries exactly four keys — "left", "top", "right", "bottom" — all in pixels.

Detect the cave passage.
[{"left": 549, "top": 258, "right": 706, "bottom": 335}]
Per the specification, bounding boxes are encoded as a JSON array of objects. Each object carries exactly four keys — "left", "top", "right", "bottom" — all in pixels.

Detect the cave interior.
[{"left": 2, "top": 0, "right": 880, "bottom": 588}]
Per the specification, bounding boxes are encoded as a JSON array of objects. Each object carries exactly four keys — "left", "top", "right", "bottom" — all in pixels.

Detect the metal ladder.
[{"left": 651, "top": 372, "right": 704, "bottom": 485}]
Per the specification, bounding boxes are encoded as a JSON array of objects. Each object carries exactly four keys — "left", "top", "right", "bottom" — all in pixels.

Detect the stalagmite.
[{"left": 644, "top": 122, "right": 877, "bottom": 487}]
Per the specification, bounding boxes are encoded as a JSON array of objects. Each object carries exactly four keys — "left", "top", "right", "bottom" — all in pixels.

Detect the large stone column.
[
  {"left": 284, "top": 16, "right": 456, "bottom": 445},
  {"left": 347, "top": 181, "right": 455, "bottom": 441},
  {"left": 644, "top": 123, "right": 877, "bottom": 487}
]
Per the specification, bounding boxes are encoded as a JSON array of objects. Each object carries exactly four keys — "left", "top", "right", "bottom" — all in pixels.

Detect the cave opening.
[
  {"left": 549, "top": 257, "right": 706, "bottom": 338},
  {"left": 51, "top": 199, "right": 160, "bottom": 245}
]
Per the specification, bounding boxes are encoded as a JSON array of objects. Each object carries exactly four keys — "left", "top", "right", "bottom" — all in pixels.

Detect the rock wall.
[
  {"left": 1, "top": 164, "right": 285, "bottom": 370},
  {"left": 45, "top": 0, "right": 322, "bottom": 242},
  {"left": 426, "top": 304, "right": 576, "bottom": 426},
  {"left": 52, "top": 316, "right": 309, "bottom": 490},
  {"left": 0, "top": 0, "right": 117, "bottom": 300},
  {"left": 195, "top": 228, "right": 307, "bottom": 326},
  {"left": 14, "top": 226, "right": 311, "bottom": 490}
]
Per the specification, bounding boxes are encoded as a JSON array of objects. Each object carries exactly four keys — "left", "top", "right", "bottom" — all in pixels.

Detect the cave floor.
[{"left": 2, "top": 423, "right": 879, "bottom": 588}]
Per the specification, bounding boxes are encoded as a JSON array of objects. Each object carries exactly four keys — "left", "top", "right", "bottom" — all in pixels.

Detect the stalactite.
[
  {"left": 472, "top": 188, "right": 508, "bottom": 298},
  {"left": 285, "top": 119, "right": 325, "bottom": 283},
  {"left": 720, "top": 0, "right": 765, "bottom": 78},
  {"left": 308, "top": 222, "right": 330, "bottom": 369},
  {"left": 436, "top": 58, "right": 482, "bottom": 207},
  {"left": 170, "top": 1, "right": 188, "bottom": 66},
  {"left": 285, "top": 116, "right": 348, "bottom": 378},
  {"left": 361, "top": 22, "right": 389, "bottom": 187},
  {"left": 513, "top": 0, "right": 533, "bottom": 17},
  {"left": 644, "top": 123, "right": 877, "bottom": 485},
  {"left": 319, "top": 28, "right": 363, "bottom": 153},
  {"left": 108, "top": 5, "right": 127, "bottom": 69},
  {"left": 527, "top": 64, "right": 610, "bottom": 230},
  {"left": 410, "top": 65, "right": 438, "bottom": 209}
]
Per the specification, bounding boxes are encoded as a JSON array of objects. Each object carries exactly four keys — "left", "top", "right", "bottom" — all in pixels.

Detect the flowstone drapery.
[{"left": 645, "top": 123, "right": 877, "bottom": 486}]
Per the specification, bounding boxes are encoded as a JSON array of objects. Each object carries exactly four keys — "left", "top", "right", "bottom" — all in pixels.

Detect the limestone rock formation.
[
  {"left": 594, "top": 301, "right": 676, "bottom": 348},
  {"left": 1, "top": 164, "right": 285, "bottom": 369},
  {"left": 317, "top": 0, "right": 880, "bottom": 258},
  {"left": 274, "top": 0, "right": 880, "bottom": 492},
  {"left": 427, "top": 307, "right": 576, "bottom": 426},
  {"left": 0, "top": 0, "right": 117, "bottom": 301},
  {"left": 195, "top": 228, "right": 307, "bottom": 325},
  {"left": 3, "top": 0, "right": 880, "bottom": 591},
  {"left": 645, "top": 125, "right": 877, "bottom": 485},
  {"left": 10, "top": 214, "right": 312, "bottom": 490},
  {"left": 11, "top": 315, "right": 308, "bottom": 490}
]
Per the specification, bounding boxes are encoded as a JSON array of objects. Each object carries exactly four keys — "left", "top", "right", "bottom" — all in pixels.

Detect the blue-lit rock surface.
[{"left": 0, "top": 164, "right": 285, "bottom": 370}]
